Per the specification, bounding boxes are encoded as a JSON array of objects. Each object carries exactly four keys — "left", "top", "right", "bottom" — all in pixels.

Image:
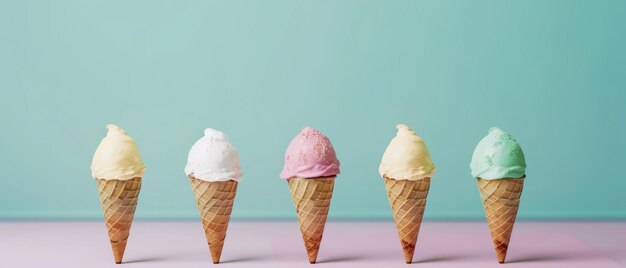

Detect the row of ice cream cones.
[{"left": 90, "top": 124, "right": 526, "bottom": 264}]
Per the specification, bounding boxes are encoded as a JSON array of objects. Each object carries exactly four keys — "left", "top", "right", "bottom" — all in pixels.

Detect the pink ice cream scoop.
[{"left": 280, "top": 126, "right": 340, "bottom": 179}]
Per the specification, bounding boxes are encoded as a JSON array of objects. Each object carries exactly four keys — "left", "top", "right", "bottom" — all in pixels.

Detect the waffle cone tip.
[
  {"left": 306, "top": 245, "right": 319, "bottom": 263},
  {"left": 210, "top": 243, "right": 224, "bottom": 264},
  {"left": 496, "top": 244, "right": 507, "bottom": 263},
  {"left": 111, "top": 241, "right": 127, "bottom": 264},
  {"left": 402, "top": 239, "right": 415, "bottom": 263}
]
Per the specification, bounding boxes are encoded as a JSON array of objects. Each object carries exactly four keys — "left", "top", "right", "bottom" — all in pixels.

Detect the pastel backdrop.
[{"left": 1, "top": 0, "right": 624, "bottom": 220}]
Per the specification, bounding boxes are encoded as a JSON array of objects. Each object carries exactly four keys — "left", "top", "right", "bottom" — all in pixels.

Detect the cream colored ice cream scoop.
[
  {"left": 91, "top": 124, "right": 145, "bottom": 180},
  {"left": 379, "top": 124, "right": 435, "bottom": 180}
]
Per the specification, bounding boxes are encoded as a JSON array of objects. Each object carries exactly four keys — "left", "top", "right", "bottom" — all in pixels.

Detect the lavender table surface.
[{"left": 1, "top": 221, "right": 624, "bottom": 267}]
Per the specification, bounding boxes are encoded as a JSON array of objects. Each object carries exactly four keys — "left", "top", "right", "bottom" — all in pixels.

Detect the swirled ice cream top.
[
  {"left": 184, "top": 128, "right": 243, "bottom": 182},
  {"left": 91, "top": 124, "right": 146, "bottom": 180},
  {"left": 379, "top": 124, "right": 436, "bottom": 180}
]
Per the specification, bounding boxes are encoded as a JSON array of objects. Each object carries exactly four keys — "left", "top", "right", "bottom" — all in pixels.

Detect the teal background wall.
[{"left": 1, "top": 0, "right": 625, "bottom": 220}]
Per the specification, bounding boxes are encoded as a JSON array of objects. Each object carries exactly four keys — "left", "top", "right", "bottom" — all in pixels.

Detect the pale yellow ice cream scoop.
[
  {"left": 91, "top": 124, "right": 145, "bottom": 180},
  {"left": 379, "top": 124, "right": 435, "bottom": 180}
]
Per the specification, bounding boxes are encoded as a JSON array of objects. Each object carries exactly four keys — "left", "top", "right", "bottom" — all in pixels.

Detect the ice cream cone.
[
  {"left": 477, "top": 177, "right": 524, "bottom": 263},
  {"left": 384, "top": 176, "right": 430, "bottom": 264},
  {"left": 190, "top": 176, "right": 238, "bottom": 264},
  {"left": 96, "top": 177, "right": 142, "bottom": 264},
  {"left": 288, "top": 177, "right": 335, "bottom": 264}
]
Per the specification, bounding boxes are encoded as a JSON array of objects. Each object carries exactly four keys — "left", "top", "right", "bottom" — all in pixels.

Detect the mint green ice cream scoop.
[{"left": 470, "top": 127, "right": 526, "bottom": 180}]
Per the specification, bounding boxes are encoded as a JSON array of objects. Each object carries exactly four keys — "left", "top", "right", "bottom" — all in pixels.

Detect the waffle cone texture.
[
  {"left": 288, "top": 177, "right": 335, "bottom": 264},
  {"left": 477, "top": 177, "right": 524, "bottom": 263},
  {"left": 96, "top": 177, "right": 142, "bottom": 264},
  {"left": 190, "top": 177, "right": 238, "bottom": 264},
  {"left": 384, "top": 177, "right": 431, "bottom": 264}
]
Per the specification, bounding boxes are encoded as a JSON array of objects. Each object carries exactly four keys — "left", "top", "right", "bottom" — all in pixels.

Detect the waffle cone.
[
  {"left": 96, "top": 177, "right": 142, "bottom": 264},
  {"left": 477, "top": 177, "right": 524, "bottom": 263},
  {"left": 190, "top": 177, "right": 238, "bottom": 264},
  {"left": 288, "top": 177, "right": 335, "bottom": 264},
  {"left": 384, "top": 177, "right": 430, "bottom": 263}
]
